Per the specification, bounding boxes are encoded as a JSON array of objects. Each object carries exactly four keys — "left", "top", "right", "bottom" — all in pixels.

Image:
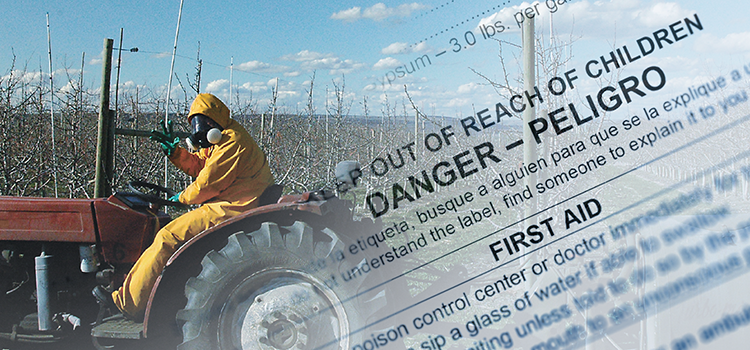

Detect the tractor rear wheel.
[{"left": 176, "top": 221, "right": 380, "bottom": 350}]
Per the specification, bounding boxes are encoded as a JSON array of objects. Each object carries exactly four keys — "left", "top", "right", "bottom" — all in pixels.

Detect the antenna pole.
[
  {"left": 164, "top": 0, "right": 185, "bottom": 188},
  {"left": 46, "top": 13, "right": 58, "bottom": 197},
  {"left": 229, "top": 56, "right": 233, "bottom": 116}
]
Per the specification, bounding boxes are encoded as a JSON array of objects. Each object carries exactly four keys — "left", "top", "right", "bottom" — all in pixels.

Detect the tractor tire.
[{"left": 176, "top": 221, "right": 383, "bottom": 350}]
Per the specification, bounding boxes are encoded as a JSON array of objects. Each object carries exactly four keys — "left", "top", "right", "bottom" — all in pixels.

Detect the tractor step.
[{"left": 91, "top": 314, "right": 143, "bottom": 339}]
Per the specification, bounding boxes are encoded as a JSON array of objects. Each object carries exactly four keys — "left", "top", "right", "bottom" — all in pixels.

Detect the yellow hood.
[{"left": 188, "top": 93, "right": 230, "bottom": 128}]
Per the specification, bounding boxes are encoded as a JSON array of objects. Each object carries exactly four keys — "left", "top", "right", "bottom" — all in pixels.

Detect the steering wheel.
[{"left": 127, "top": 180, "right": 188, "bottom": 208}]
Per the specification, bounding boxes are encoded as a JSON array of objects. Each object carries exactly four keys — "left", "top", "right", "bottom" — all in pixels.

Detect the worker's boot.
[{"left": 92, "top": 285, "right": 116, "bottom": 311}]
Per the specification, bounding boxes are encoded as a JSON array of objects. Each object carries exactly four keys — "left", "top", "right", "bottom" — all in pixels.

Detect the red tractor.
[{"left": 0, "top": 168, "right": 385, "bottom": 349}]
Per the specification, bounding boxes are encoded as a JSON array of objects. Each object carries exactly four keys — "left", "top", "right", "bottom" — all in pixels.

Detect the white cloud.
[
  {"left": 412, "top": 42, "right": 429, "bottom": 53},
  {"left": 237, "top": 60, "right": 289, "bottom": 73},
  {"left": 284, "top": 71, "right": 301, "bottom": 77},
  {"left": 301, "top": 57, "right": 366, "bottom": 75},
  {"left": 2, "top": 70, "right": 46, "bottom": 84},
  {"left": 446, "top": 97, "right": 471, "bottom": 107},
  {"left": 120, "top": 81, "right": 137, "bottom": 89},
  {"left": 331, "top": 7, "right": 361, "bottom": 22},
  {"left": 278, "top": 90, "right": 300, "bottom": 98},
  {"left": 363, "top": 82, "right": 379, "bottom": 91},
  {"left": 362, "top": 3, "right": 392, "bottom": 21},
  {"left": 381, "top": 42, "right": 409, "bottom": 55},
  {"left": 206, "top": 79, "right": 229, "bottom": 92},
  {"left": 238, "top": 60, "right": 271, "bottom": 71},
  {"left": 635, "top": 2, "right": 692, "bottom": 27},
  {"left": 59, "top": 81, "right": 77, "bottom": 94},
  {"left": 280, "top": 50, "right": 333, "bottom": 62},
  {"left": 331, "top": 2, "right": 426, "bottom": 22},
  {"left": 239, "top": 82, "right": 268, "bottom": 93},
  {"left": 694, "top": 32, "right": 750, "bottom": 55},
  {"left": 373, "top": 57, "right": 402, "bottom": 70},
  {"left": 381, "top": 41, "right": 430, "bottom": 55},
  {"left": 457, "top": 82, "right": 482, "bottom": 94},
  {"left": 280, "top": 50, "right": 365, "bottom": 75}
]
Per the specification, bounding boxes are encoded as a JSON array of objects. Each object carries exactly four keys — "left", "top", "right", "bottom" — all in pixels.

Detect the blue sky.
[{"left": 1, "top": 0, "right": 747, "bottom": 117}]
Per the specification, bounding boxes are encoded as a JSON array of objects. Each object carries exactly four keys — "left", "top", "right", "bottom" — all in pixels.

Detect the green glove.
[
  {"left": 168, "top": 191, "right": 182, "bottom": 203},
  {"left": 149, "top": 120, "right": 180, "bottom": 157}
]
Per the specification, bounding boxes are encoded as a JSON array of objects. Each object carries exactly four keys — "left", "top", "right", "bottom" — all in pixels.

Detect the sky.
[{"left": 1, "top": 0, "right": 748, "bottom": 117}]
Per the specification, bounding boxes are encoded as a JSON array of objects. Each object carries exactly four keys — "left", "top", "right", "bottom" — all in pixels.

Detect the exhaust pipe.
[{"left": 35, "top": 251, "right": 53, "bottom": 331}]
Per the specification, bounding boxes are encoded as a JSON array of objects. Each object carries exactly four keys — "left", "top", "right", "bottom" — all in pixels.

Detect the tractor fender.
[{"left": 141, "top": 194, "right": 343, "bottom": 339}]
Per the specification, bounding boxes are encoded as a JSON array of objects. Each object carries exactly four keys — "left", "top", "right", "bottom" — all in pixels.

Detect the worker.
[{"left": 93, "top": 93, "right": 274, "bottom": 320}]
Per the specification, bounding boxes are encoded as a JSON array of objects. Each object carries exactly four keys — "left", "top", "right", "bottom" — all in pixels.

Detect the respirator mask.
[{"left": 186, "top": 114, "right": 223, "bottom": 152}]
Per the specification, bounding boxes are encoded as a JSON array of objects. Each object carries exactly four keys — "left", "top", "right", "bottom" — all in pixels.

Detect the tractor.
[
  {"left": 0, "top": 157, "right": 386, "bottom": 350},
  {"left": 0, "top": 38, "right": 390, "bottom": 348}
]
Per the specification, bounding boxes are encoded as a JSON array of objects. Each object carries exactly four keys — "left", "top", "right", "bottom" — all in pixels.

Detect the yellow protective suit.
[{"left": 112, "top": 93, "right": 274, "bottom": 320}]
